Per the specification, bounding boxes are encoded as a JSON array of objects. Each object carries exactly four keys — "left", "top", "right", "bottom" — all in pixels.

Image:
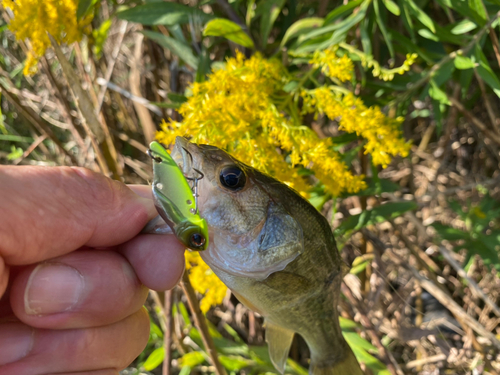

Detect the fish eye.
[{"left": 219, "top": 166, "right": 246, "bottom": 191}]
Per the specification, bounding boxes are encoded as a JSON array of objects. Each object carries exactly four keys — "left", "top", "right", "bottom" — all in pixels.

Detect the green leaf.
[
  {"left": 92, "top": 19, "right": 112, "bottom": 58},
  {"left": 454, "top": 55, "right": 476, "bottom": 69},
  {"left": 374, "top": 0, "right": 394, "bottom": 58},
  {"left": 77, "top": 0, "right": 93, "bottom": 20},
  {"left": 246, "top": 0, "right": 257, "bottom": 27},
  {"left": 475, "top": 45, "right": 500, "bottom": 98},
  {"left": 400, "top": 0, "right": 416, "bottom": 41},
  {"left": 327, "top": 0, "right": 370, "bottom": 45},
  {"left": 417, "top": 28, "right": 438, "bottom": 41},
  {"left": 150, "top": 322, "right": 163, "bottom": 339},
  {"left": 406, "top": 0, "right": 436, "bottom": 33},
  {"left": 344, "top": 332, "right": 377, "bottom": 352},
  {"left": 142, "top": 347, "right": 165, "bottom": 371},
  {"left": 142, "top": 30, "right": 199, "bottom": 69},
  {"left": 256, "top": 0, "right": 286, "bottom": 48},
  {"left": 219, "top": 355, "right": 252, "bottom": 371},
  {"left": 335, "top": 201, "right": 417, "bottom": 236},
  {"left": 468, "top": 0, "right": 488, "bottom": 25},
  {"left": 339, "top": 317, "right": 359, "bottom": 329},
  {"left": 451, "top": 19, "right": 478, "bottom": 34},
  {"left": 325, "top": 0, "right": 364, "bottom": 24},
  {"left": 281, "top": 17, "right": 324, "bottom": 47},
  {"left": 203, "top": 19, "right": 254, "bottom": 48},
  {"left": 0, "top": 134, "right": 32, "bottom": 142},
  {"left": 432, "top": 222, "right": 468, "bottom": 241},
  {"left": 7, "top": 145, "right": 23, "bottom": 160},
  {"left": 360, "top": 18, "right": 373, "bottom": 55},
  {"left": 179, "top": 351, "right": 205, "bottom": 367},
  {"left": 117, "top": 3, "right": 212, "bottom": 25},
  {"left": 382, "top": 0, "right": 401, "bottom": 15},
  {"left": 429, "top": 79, "right": 451, "bottom": 105}
]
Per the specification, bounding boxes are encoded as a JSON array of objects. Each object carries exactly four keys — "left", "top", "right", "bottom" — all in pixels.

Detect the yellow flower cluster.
[
  {"left": 302, "top": 87, "right": 411, "bottom": 167},
  {"left": 310, "top": 46, "right": 354, "bottom": 82},
  {"left": 185, "top": 251, "right": 227, "bottom": 313},
  {"left": 158, "top": 52, "right": 365, "bottom": 196},
  {"left": 2, "top": 0, "right": 92, "bottom": 75},
  {"left": 365, "top": 53, "right": 418, "bottom": 81}
]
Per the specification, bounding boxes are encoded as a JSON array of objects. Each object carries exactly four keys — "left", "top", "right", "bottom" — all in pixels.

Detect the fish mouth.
[{"left": 172, "top": 136, "right": 192, "bottom": 174}]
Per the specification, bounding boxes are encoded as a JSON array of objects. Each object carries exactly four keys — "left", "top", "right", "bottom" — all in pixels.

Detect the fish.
[{"left": 165, "top": 137, "right": 364, "bottom": 375}]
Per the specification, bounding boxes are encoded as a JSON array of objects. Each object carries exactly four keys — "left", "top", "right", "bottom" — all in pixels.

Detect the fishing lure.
[{"left": 147, "top": 141, "right": 208, "bottom": 250}]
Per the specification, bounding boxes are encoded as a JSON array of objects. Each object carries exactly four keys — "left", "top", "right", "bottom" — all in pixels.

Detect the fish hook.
[
  {"left": 187, "top": 168, "right": 204, "bottom": 214},
  {"left": 147, "top": 149, "right": 162, "bottom": 163}
]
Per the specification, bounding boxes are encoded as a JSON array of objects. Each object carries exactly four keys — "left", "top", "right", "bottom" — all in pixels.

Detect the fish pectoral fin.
[{"left": 265, "top": 321, "right": 295, "bottom": 374}]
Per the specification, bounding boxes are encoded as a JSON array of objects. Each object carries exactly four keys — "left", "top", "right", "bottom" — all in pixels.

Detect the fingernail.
[
  {"left": 138, "top": 196, "right": 159, "bottom": 220},
  {"left": 0, "top": 323, "right": 34, "bottom": 365},
  {"left": 25, "top": 263, "right": 84, "bottom": 315}
]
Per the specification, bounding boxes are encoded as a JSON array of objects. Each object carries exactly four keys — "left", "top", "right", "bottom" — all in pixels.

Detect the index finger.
[{"left": 0, "top": 166, "right": 157, "bottom": 265}]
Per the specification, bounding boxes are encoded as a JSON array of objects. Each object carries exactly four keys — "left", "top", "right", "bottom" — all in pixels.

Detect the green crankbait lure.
[{"left": 148, "top": 141, "right": 208, "bottom": 250}]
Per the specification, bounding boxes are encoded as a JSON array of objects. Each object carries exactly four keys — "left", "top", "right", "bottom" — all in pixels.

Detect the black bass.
[{"left": 169, "top": 137, "right": 363, "bottom": 375}]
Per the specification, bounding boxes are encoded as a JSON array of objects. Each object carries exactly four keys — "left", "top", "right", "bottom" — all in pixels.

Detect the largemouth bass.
[{"left": 165, "top": 137, "right": 364, "bottom": 375}]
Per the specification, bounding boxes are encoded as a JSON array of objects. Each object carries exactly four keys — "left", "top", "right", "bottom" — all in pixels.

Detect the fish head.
[{"left": 172, "top": 137, "right": 304, "bottom": 281}]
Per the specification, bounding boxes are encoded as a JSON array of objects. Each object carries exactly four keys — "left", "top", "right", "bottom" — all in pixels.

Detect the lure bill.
[{"left": 148, "top": 141, "right": 208, "bottom": 251}]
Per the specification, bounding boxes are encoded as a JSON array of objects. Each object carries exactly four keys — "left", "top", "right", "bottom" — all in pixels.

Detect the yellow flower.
[
  {"left": 185, "top": 251, "right": 227, "bottom": 313},
  {"left": 157, "top": 52, "right": 366, "bottom": 196},
  {"left": 302, "top": 87, "right": 411, "bottom": 167},
  {"left": 310, "top": 46, "right": 354, "bottom": 82},
  {"left": 2, "top": 0, "right": 93, "bottom": 75}
]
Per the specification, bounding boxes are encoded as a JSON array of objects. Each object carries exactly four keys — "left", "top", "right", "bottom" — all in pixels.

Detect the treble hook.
[
  {"left": 147, "top": 149, "right": 162, "bottom": 163},
  {"left": 187, "top": 168, "right": 204, "bottom": 214}
]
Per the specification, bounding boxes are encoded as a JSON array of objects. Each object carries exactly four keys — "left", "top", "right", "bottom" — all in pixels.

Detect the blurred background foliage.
[{"left": 1, "top": 0, "right": 500, "bottom": 374}]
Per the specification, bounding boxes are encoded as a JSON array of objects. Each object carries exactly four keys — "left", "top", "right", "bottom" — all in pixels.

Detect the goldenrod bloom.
[
  {"left": 310, "top": 46, "right": 354, "bottom": 82},
  {"left": 2, "top": 0, "right": 92, "bottom": 75},
  {"left": 302, "top": 87, "right": 411, "bottom": 167},
  {"left": 185, "top": 251, "right": 227, "bottom": 313},
  {"left": 158, "top": 52, "right": 367, "bottom": 196}
]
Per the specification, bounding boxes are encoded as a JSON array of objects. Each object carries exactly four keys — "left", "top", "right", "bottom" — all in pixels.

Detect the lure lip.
[{"left": 148, "top": 141, "right": 209, "bottom": 251}]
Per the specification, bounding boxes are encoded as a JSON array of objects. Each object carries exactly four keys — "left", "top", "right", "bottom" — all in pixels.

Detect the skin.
[{"left": 0, "top": 166, "right": 186, "bottom": 375}]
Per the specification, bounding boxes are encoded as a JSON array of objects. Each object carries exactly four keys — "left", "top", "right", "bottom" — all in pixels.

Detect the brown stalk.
[
  {"left": 95, "top": 20, "right": 128, "bottom": 114},
  {"left": 406, "top": 264, "right": 500, "bottom": 350},
  {"left": 474, "top": 70, "right": 500, "bottom": 135},
  {"left": 358, "top": 148, "right": 373, "bottom": 293},
  {"left": 12, "top": 134, "right": 47, "bottom": 165},
  {"left": 489, "top": 28, "right": 500, "bottom": 69},
  {"left": 342, "top": 283, "right": 404, "bottom": 375},
  {"left": 0, "top": 86, "right": 78, "bottom": 165},
  {"left": 49, "top": 36, "right": 122, "bottom": 179},
  {"left": 447, "top": 95, "right": 500, "bottom": 146},
  {"left": 438, "top": 245, "right": 500, "bottom": 318},
  {"left": 163, "top": 290, "right": 173, "bottom": 375},
  {"left": 40, "top": 56, "right": 86, "bottom": 152},
  {"left": 129, "top": 32, "right": 157, "bottom": 144},
  {"left": 180, "top": 271, "right": 227, "bottom": 375}
]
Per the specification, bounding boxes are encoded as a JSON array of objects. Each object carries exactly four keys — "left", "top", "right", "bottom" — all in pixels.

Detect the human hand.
[{"left": 0, "top": 166, "right": 186, "bottom": 375}]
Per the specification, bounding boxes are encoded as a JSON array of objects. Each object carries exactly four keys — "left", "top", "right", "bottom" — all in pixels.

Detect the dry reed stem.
[{"left": 180, "top": 271, "right": 227, "bottom": 375}]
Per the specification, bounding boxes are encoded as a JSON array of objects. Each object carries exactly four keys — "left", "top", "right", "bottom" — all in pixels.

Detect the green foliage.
[{"left": 432, "top": 194, "right": 500, "bottom": 272}]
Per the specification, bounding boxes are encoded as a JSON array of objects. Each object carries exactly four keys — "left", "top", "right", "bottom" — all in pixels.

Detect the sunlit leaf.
[
  {"left": 204, "top": 19, "right": 255, "bottom": 48},
  {"left": 142, "top": 347, "right": 165, "bottom": 371},
  {"left": 281, "top": 17, "right": 324, "bottom": 47}
]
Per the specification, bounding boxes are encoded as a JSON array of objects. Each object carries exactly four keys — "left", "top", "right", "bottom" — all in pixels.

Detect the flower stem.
[{"left": 180, "top": 271, "right": 227, "bottom": 375}]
